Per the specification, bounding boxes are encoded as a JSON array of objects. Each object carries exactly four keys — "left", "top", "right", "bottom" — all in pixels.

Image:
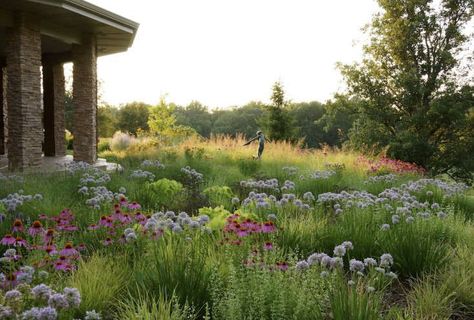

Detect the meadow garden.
[{"left": 0, "top": 136, "right": 473, "bottom": 319}]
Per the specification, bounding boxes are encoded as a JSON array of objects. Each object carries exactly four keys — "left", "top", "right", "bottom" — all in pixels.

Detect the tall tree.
[
  {"left": 340, "top": 0, "right": 474, "bottom": 181},
  {"left": 261, "top": 81, "right": 295, "bottom": 141},
  {"left": 117, "top": 102, "right": 150, "bottom": 135}
]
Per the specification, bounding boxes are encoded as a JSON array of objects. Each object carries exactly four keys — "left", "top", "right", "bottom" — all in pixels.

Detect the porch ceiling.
[{"left": 0, "top": 0, "right": 139, "bottom": 60}]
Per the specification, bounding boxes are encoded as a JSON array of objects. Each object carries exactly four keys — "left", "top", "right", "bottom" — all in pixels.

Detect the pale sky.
[{"left": 87, "top": 0, "right": 379, "bottom": 108}]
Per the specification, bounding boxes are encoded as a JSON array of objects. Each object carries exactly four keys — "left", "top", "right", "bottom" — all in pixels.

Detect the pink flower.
[
  {"left": 59, "top": 242, "right": 79, "bottom": 257},
  {"left": 43, "top": 228, "right": 55, "bottom": 245},
  {"left": 44, "top": 245, "right": 58, "bottom": 256},
  {"left": 14, "top": 237, "right": 28, "bottom": 248},
  {"left": 102, "top": 238, "right": 113, "bottom": 246},
  {"left": 12, "top": 219, "right": 24, "bottom": 233},
  {"left": 128, "top": 202, "right": 141, "bottom": 210},
  {"left": 28, "top": 221, "right": 44, "bottom": 236},
  {"left": 262, "top": 222, "right": 276, "bottom": 233},
  {"left": 1, "top": 234, "right": 16, "bottom": 246},
  {"left": 87, "top": 224, "right": 99, "bottom": 230},
  {"left": 276, "top": 262, "right": 289, "bottom": 271},
  {"left": 263, "top": 242, "right": 273, "bottom": 250},
  {"left": 119, "top": 197, "right": 128, "bottom": 206}
]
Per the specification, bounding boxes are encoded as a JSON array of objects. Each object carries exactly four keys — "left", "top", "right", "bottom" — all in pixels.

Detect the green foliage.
[
  {"left": 238, "top": 158, "right": 261, "bottom": 176},
  {"left": 117, "top": 101, "right": 151, "bottom": 135},
  {"left": 175, "top": 101, "right": 213, "bottom": 138},
  {"left": 212, "top": 102, "right": 267, "bottom": 138},
  {"left": 148, "top": 98, "right": 196, "bottom": 143},
  {"left": 147, "top": 178, "right": 184, "bottom": 208},
  {"left": 405, "top": 277, "right": 455, "bottom": 320},
  {"left": 199, "top": 206, "right": 231, "bottom": 230},
  {"left": 211, "top": 264, "right": 326, "bottom": 320},
  {"left": 116, "top": 290, "right": 194, "bottom": 320},
  {"left": 68, "top": 254, "right": 130, "bottom": 316},
  {"left": 203, "top": 185, "right": 234, "bottom": 209},
  {"left": 260, "top": 81, "right": 295, "bottom": 142},
  {"left": 329, "top": 276, "right": 383, "bottom": 320},
  {"left": 98, "top": 105, "right": 119, "bottom": 138},
  {"left": 340, "top": 0, "right": 474, "bottom": 182},
  {"left": 136, "top": 235, "right": 215, "bottom": 314}
]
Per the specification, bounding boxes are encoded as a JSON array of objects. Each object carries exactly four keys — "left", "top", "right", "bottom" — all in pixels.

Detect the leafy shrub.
[
  {"left": 211, "top": 264, "right": 326, "bottom": 320},
  {"left": 199, "top": 206, "right": 231, "bottom": 230},
  {"left": 98, "top": 138, "right": 111, "bottom": 153},
  {"left": 203, "top": 185, "right": 234, "bottom": 209}
]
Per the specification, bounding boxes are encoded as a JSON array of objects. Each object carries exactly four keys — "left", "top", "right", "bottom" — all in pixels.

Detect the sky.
[{"left": 87, "top": 0, "right": 380, "bottom": 108}]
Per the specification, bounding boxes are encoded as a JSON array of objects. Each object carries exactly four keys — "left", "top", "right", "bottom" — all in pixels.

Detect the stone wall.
[
  {"left": 6, "top": 13, "right": 43, "bottom": 171},
  {"left": 72, "top": 35, "right": 97, "bottom": 164}
]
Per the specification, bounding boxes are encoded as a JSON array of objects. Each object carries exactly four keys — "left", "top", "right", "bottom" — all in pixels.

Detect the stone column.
[
  {"left": 72, "top": 35, "right": 97, "bottom": 163},
  {"left": 43, "top": 63, "right": 66, "bottom": 157},
  {"left": 6, "top": 13, "right": 43, "bottom": 171},
  {"left": 0, "top": 66, "right": 5, "bottom": 155}
]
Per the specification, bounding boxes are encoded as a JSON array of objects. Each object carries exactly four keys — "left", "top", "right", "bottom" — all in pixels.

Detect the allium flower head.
[
  {"left": 85, "top": 310, "right": 102, "bottom": 320},
  {"left": 380, "top": 253, "right": 394, "bottom": 267},
  {"left": 5, "top": 289, "right": 22, "bottom": 301},
  {"left": 349, "top": 259, "right": 365, "bottom": 272},
  {"left": 380, "top": 224, "right": 390, "bottom": 231},
  {"left": 295, "top": 260, "right": 309, "bottom": 271},
  {"left": 333, "top": 245, "right": 346, "bottom": 257},
  {"left": 63, "top": 287, "right": 81, "bottom": 307},
  {"left": 48, "top": 293, "right": 69, "bottom": 309},
  {"left": 31, "top": 284, "right": 52, "bottom": 300}
]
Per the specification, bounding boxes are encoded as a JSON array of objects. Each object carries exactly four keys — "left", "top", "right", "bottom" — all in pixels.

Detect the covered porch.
[{"left": 0, "top": 0, "right": 138, "bottom": 171}]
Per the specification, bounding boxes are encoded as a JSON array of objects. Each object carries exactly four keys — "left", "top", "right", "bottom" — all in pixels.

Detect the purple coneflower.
[
  {"left": 1, "top": 234, "right": 16, "bottom": 246},
  {"left": 28, "top": 221, "right": 44, "bottom": 236},
  {"left": 59, "top": 242, "right": 79, "bottom": 257},
  {"left": 102, "top": 238, "right": 113, "bottom": 246},
  {"left": 263, "top": 242, "right": 273, "bottom": 250},
  {"left": 14, "top": 236, "right": 28, "bottom": 248},
  {"left": 128, "top": 202, "right": 141, "bottom": 210},
  {"left": 12, "top": 219, "right": 24, "bottom": 233}
]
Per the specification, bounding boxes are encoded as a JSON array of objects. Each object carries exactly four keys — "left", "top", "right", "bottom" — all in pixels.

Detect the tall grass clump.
[
  {"left": 136, "top": 234, "right": 215, "bottom": 314},
  {"left": 404, "top": 276, "right": 455, "bottom": 320},
  {"left": 378, "top": 218, "right": 453, "bottom": 278},
  {"left": 116, "top": 290, "right": 195, "bottom": 320},
  {"left": 329, "top": 276, "right": 383, "bottom": 320},
  {"left": 110, "top": 131, "right": 136, "bottom": 152},
  {"left": 68, "top": 254, "right": 130, "bottom": 316}
]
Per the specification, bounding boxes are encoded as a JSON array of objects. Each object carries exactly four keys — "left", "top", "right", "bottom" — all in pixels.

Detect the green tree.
[
  {"left": 340, "top": 0, "right": 474, "bottom": 182},
  {"left": 289, "top": 101, "right": 325, "bottom": 148},
  {"left": 97, "top": 104, "right": 119, "bottom": 137},
  {"left": 116, "top": 102, "right": 150, "bottom": 135},
  {"left": 261, "top": 81, "right": 295, "bottom": 141},
  {"left": 212, "top": 102, "right": 267, "bottom": 138},
  {"left": 174, "top": 101, "right": 213, "bottom": 138},
  {"left": 148, "top": 98, "right": 195, "bottom": 143}
]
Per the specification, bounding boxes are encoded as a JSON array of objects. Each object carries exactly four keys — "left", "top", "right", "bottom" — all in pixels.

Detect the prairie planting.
[{"left": 0, "top": 137, "right": 473, "bottom": 319}]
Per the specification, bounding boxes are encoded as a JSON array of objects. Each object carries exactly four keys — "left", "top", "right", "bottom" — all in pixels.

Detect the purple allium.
[
  {"left": 349, "top": 259, "right": 365, "bottom": 272},
  {"left": 307, "top": 253, "right": 327, "bottom": 266},
  {"left": 63, "top": 287, "right": 81, "bottom": 307},
  {"left": 437, "top": 211, "right": 447, "bottom": 219},
  {"left": 363, "top": 258, "right": 377, "bottom": 267},
  {"left": 375, "top": 267, "right": 385, "bottom": 274},
  {"left": 85, "top": 310, "right": 102, "bottom": 320},
  {"left": 231, "top": 197, "right": 240, "bottom": 205},
  {"left": 39, "top": 306, "right": 58, "bottom": 320},
  {"left": 380, "top": 224, "right": 390, "bottom": 231},
  {"left": 341, "top": 241, "right": 353, "bottom": 250},
  {"left": 380, "top": 253, "right": 394, "bottom": 267},
  {"left": 21, "top": 307, "right": 41, "bottom": 319},
  {"left": 295, "top": 260, "right": 310, "bottom": 271},
  {"left": 391, "top": 215, "right": 400, "bottom": 224},
  {"left": 5, "top": 289, "right": 22, "bottom": 301},
  {"left": 330, "top": 257, "right": 344, "bottom": 269},
  {"left": 406, "top": 216, "right": 415, "bottom": 223},
  {"left": 48, "top": 293, "right": 69, "bottom": 309},
  {"left": 386, "top": 271, "right": 398, "bottom": 279},
  {"left": 320, "top": 271, "right": 329, "bottom": 278},
  {"left": 32, "top": 284, "right": 52, "bottom": 300},
  {"left": 333, "top": 245, "right": 346, "bottom": 257},
  {"left": 367, "top": 286, "right": 376, "bottom": 293}
]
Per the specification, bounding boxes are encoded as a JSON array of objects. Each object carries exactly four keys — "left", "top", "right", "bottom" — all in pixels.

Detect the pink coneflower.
[
  {"left": 135, "top": 212, "right": 146, "bottom": 222},
  {"left": 119, "top": 196, "right": 128, "bottom": 206},
  {"left": 102, "top": 238, "right": 113, "bottom": 246},
  {"left": 77, "top": 243, "right": 86, "bottom": 252},
  {"left": 128, "top": 202, "right": 141, "bottom": 210},
  {"left": 236, "top": 228, "right": 249, "bottom": 237},
  {"left": 43, "top": 228, "right": 55, "bottom": 244},
  {"left": 28, "top": 220, "right": 44, "bottom": 236},
  {"left": 59, "top": 242, "right": 79, "bottom": 257},
  {"left": 44, "top": 244, "right": 58, "bottom": 256},
  {"left": 38, "top": 214, "right": 48, "bottom": 220},
  {"left": 1, "top": 234, "right": 16, "bottom": 246},
  {"left": 276, "top": 262, "right": 289, "bottom": 271},
  {"left": 12, "top": 219, "right": 24, "bottom": 233},
  {"left": 231, "top": 239, "right": 242, "bottom": 246},
  {"left": 14, "top": 236, "right": 28, "bottom": 248},
  {"left": 99, "top": 215, "right": 113, "bottom": 228},
  {"left": 54, "top": 260, "right": 70, "bottom": 271},
  {"left": 151, "top": 229, "right": 163, "bottom": 240},
  {"left": 263, "top": 242, "right": 273, "bottom": 250},
  {"left": 262, "top": 221, "right": 276, "bottom": 233},
  {"left": 87, "top": 224, "right": 99, "bottom": 230},
  {"left": 119, "top": 214, "right": 132, "bottom": 224}
]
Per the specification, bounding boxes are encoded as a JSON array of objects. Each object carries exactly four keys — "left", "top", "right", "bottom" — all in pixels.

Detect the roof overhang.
[{"left": 0, "top": 0, "right": 139, "bottom": 58}]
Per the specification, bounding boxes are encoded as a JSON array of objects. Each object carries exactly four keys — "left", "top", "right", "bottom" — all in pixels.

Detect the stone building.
[{"left": 0, "top": 0, "right": 138, "bottom": 171}]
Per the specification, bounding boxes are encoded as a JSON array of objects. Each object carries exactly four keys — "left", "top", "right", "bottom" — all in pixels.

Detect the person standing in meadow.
[{"left": 243, "top": 131, "right": 270, "bottom": 160}]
